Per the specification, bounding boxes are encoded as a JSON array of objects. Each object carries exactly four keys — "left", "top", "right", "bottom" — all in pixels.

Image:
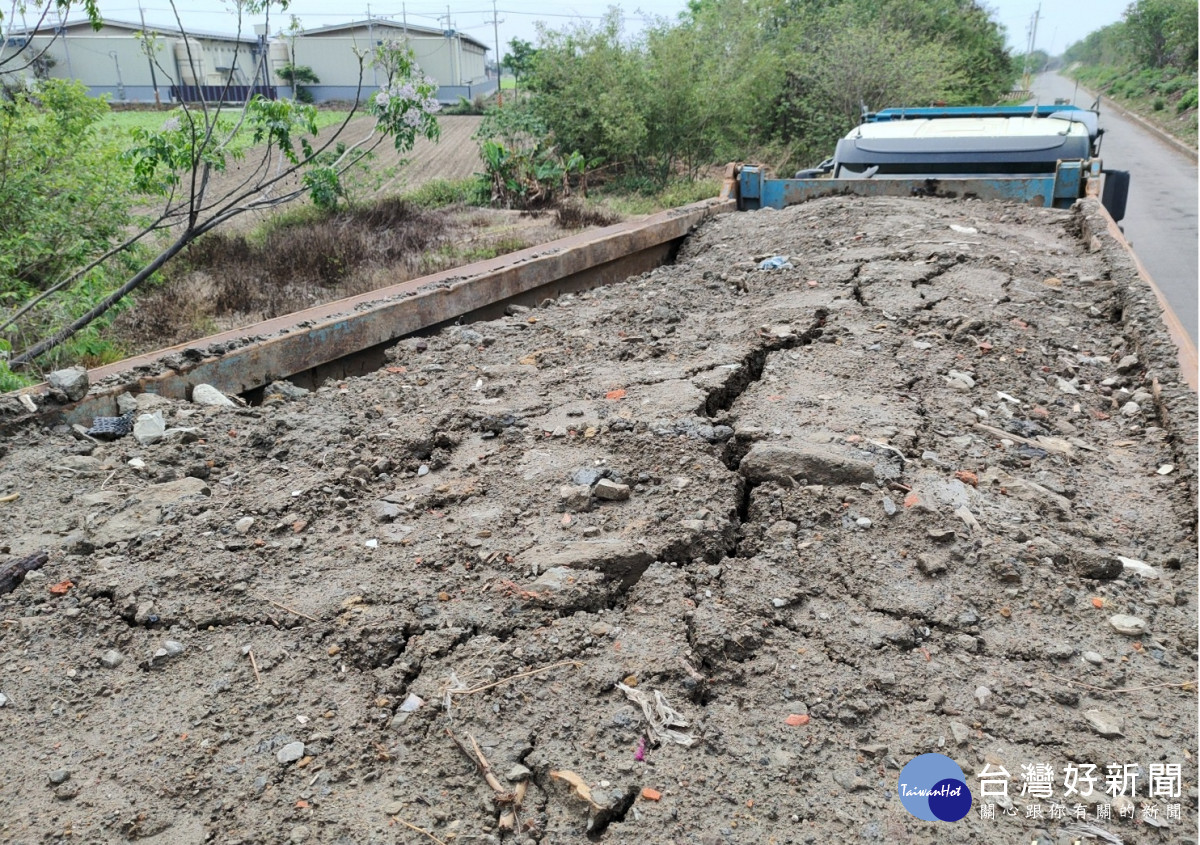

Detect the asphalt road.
[{"left": 1028, "top": 72, "right": 1198, "bottom": 344}]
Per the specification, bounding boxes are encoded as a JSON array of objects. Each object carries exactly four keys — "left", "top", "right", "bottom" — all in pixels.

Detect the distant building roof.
[
  {"left": 298, "top": 19, "right": 489, "bottom": 52},
  {"left": 19, "top": 17, "right": 258, "bottom": 44}
]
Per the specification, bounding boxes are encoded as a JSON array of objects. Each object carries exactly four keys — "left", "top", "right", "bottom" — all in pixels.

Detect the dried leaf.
[{"left": 549, "top": 769, "right": 600, "bottom": 807}]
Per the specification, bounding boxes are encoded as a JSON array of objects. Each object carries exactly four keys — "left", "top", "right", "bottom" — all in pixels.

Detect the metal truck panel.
[{"left": 11, "top": 198, "right": 734, "bottom": 428}]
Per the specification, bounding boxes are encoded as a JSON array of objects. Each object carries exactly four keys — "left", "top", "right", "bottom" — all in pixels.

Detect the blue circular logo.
[{"left": 898, "top": 754, "right": 972, "bottom": 822}]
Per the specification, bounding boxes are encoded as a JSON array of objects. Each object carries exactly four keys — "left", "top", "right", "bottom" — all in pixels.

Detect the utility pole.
[
  {"left": 139, "top": 2, "right": 161, "bottom": 106},
  {"left": 56, "top": 5, "right": 73, "bottom": 83},
  {"left": 491, "top": 0, "right": 503, "bottom": 105},
  {"left": 441, "top": 5, "right": 459, "bottom": 87},
  {"left": 1022, "top": 3, "right": 1040, "bottom": 92},
  {"left": 367, "top": 4, "right": 377, "bottom": 86}
]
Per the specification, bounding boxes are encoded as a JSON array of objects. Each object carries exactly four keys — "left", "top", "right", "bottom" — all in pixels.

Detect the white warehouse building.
[
  {"left": 292, "top": 19, "right": 493, "bottom": 104},
  {"left": 0, "top": 17, "right": 493, "bottom": 104}
]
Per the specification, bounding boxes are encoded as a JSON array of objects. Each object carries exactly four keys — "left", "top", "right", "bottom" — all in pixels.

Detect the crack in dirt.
[{"left": 701, "top": 311, "right": 828, "bottom": 419}]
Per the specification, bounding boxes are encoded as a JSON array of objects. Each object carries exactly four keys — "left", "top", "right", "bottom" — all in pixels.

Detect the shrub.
[
  {"left": 555, "top": 201, "right": 621, "bottom": 230},
  {"left": 402, "top": 177, "right": 490, "bottom": 208}
]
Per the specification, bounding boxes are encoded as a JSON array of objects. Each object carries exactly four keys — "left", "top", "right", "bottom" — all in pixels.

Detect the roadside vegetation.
[
  {"left": 1062, "top": 0, "right": 1197, "bottom": 147},
  {"left": 1, "top": 0, "right": 1016, "bottom": 388},
  {"left": 481, "top": 0, "right": 1014, "bottom": 200}
]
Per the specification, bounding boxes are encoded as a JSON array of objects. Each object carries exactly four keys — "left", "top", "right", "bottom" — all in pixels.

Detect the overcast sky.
[{"left": 84, "top": 0, "right": 1131, "bottom": 59}]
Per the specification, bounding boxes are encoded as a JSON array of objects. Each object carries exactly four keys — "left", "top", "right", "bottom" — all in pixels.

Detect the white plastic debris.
[
  {"left": 1118, "top": 556, "right": 1161, "bottom": 580},
  {"left": 949, "top": 224, "right": 977, "bottom": 234},
  {"left": 758, "top": 255, "right": 794, "bottom": 271},
  {"left": 133, "top": 411, "right": 167, "bottom": 445},
  {"left": 443, "top": 670, "right": 468, "bottom": 712},
  {"left": 617, "top": 681, "right": 695, "bottom": 747},
  {"left": 400, "top": 693, "right": 424, "bottom": 712}
]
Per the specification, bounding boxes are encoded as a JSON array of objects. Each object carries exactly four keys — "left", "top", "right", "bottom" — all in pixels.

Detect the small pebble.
[
  {"left": 234, "top": 517, "right": 255, "bottom": 534},
  {"left": 1083, "top": 709, "right": 1123, "bottom": 737},
  {"left": 47, "top": 769, "right": 70, "bottom": 785},
  {"left": 1082, "top": 651, "right": 1104, "bottom": 665},
  {"left": 99, "top": 649, "right": 124, "bottom": 669},
  {"left": 506, "top": 764, "right": 532, "bottom": 782},
  {"left": 162, "top": 640, "right": 185, "bottom": 657},
  {"left": 1108, "top": 614, "right": 1147, "bottom": 636},
  {"left": 276, "top": 742, "right": 305, "bottom": 764}
]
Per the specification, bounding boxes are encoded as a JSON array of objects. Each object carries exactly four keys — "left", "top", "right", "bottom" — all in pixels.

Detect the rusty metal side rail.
[
  {"left": 1089, "top": 202, "right": 1198, "bottom": 392},
  {"left": 14, "top": 198, "right": 735, "bottom": 427}
]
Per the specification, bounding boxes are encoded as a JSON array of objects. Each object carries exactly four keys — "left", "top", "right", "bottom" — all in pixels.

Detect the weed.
[
  {"left": 119, "top": 197, "right": 448, "bottom": 347},
  {"left": 402, "top": 178, "right": 490, "bottom": 209},
  {"left": 555, "top": 201, "right": 622, "bottom": 230}
]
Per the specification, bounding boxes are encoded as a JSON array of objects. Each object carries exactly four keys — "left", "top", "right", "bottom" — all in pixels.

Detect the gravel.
[{"left": 0, "top": 196, "right": 1194, "bottom": 843}]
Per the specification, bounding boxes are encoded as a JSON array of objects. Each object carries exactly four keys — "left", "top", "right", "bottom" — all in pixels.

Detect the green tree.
[
  {"left": 276, "top": 62, "right": 320, "bottom": 103},
  {"left": 1125, "top": 0, "right": 1197, "bottom": 71},
  {"left": 0, "top": 80, "right": 132, "bottom": 297},
  {"left": 790, "top": 24, "right": 965, "bottom": 127},
  {"left": 501, "top": 37, "right": 537, "bottom": 92},
  {"left": 1063, "top": 22, "right": 1128, "bottom": 67},
  {"left": 527, "top": 12, "right": 648, "bottom": 168},
  {"left": 3, "top": 3, "right": 441, "bottom": 368}
]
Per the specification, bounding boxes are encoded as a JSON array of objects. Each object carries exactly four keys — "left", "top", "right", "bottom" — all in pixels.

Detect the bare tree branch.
[{"left": 6, "top": 18, "right": 444, "bottom": 367}]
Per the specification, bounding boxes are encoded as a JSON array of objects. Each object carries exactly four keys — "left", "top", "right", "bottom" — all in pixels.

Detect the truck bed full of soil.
[{"left": 0, "top": 196, "right": 1195, "bottom": 844}]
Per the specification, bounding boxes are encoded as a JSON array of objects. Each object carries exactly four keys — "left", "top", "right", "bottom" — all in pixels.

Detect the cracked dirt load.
[{"left": 1, "top": 196, "right": 1196, "bottom": 844}]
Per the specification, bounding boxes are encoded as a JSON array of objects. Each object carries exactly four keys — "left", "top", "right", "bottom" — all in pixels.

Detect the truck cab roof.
[{"left": 833, "top": 106, "right": 1101, "bottom": 179}]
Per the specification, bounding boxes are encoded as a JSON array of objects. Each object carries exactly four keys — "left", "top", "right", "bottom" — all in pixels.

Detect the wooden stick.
[
  {"left": 391, "top": 817, "right": 447, "bottom": 845},
  {"left": 248, "top": 648, "right": 261, "bottom": 684},
  {"left": 1047, "top": 674, "right": 1195, "bottom": 694},
  {"left": 0, "top": 493, "right": 18, "bottom": 503},
  {"left": 468, "top": 733, "right": 506, "bottom": 794},
  {"left": 450, "top": 660, "right": 582, "bottom": 696},
  {"left": 249, "top": 591, "right": 319, "bottom": 622},
  {"left": 972, "top": 422, "right": 1073, "bottom": 456}
]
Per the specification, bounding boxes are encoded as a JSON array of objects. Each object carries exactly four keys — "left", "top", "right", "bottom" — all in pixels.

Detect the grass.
[
  {"left": 400, "top": 177, "right": 490, "bottom": 209},
  {"left": 424, "top": 235, "right": 532, "bottom": 269},
  {"left": 111, "top": 195, "right": 541, "bottom": 353},
  {"left": 100, "top": 107, "right": 354, "bottom": 155},
  {"left": 1069, "top": 65, "right": 1197, "bottom": 148},
  {"left": 593, "top": 178, "right": 721, "bottom": 216}
]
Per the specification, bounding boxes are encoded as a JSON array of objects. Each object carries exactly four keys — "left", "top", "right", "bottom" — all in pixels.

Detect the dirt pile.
[{"left": 0, "top": 196, "right": 1195, "bottom": 844}]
